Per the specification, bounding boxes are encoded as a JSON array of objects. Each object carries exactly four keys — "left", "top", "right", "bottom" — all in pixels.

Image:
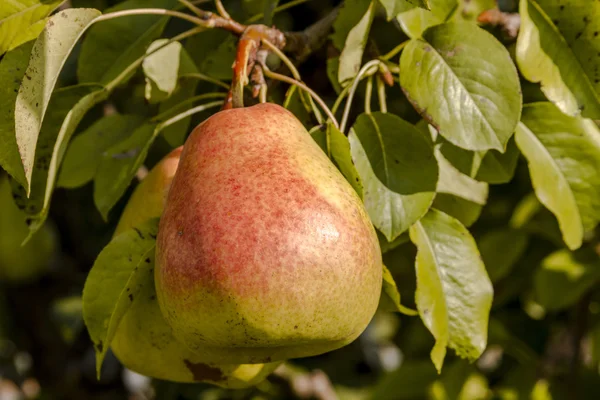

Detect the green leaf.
[
  {"left": 285, "top": 86, "right": 314, "bottom": 128},
  {"left": 439, "top": 136, "right": 521, "bottom": 184},
  {"left": 516, "top": 0, "right": 600, "bottom": 118},
  {"left": 371, "top": 360, "right": 438, "bottom": 399},
  {"left": 510, "top": 193, "right": 565, "bottom": 247},
  {"left": 396, "top": 0, "right": 455, "bottom": 39},
  {"left": 82, "top": 218, "right": 159, "bottom": 377},
  {"left": 457, "top": 0, "right": 495, "bottom": 22},
  {"left": 378, "top": 229, "right": 409, "bottom": 253},
  {"left": 185, "top": 29, "right": 235, "bottom": 80},
  {"left": 515, "top": 102, "right": 600, "bottom": 250},
  {"left": 337, "top": 1, "right": 375, "bottom": 85},
  {"left": 58, "top": 114, "right": 145, "bottom": 189},
  {"left": 156, "top": 45, "right": 200, "bottom": 147},
  {"left": 12, "top": 85, "right": 108, "bottom": 238},
  {"left": 429, "top": 360, "right": 485, "bottom": 400},
  {"left": 331, "top": 0, "right": 372, "bottom": 51},
  {"left": 487, "top": 318, "right": 537, "bottom": 364},
  {"left": 409, "top": 209, "right": 493, "bottom": 373},
  {"left": 432, "top": 146, "right": 488, "bottom": 227},
  {"left": 77, "top": 0, "right": 176, "bottom": 85},
  {"left": 93, "top": 99, "right": 221, "bottom": 219},
  {"left": 14, "top": 8, "right": 101, "bottom": 193},
  {"left": 143, "top": 39, "right": 182, "bottom": 103},
  {"left": 93, "top": 123, "right": 157, "bottom": 220},
  {"left": 478, "top": 228, "right": 529, "bottom": 283},
  {"left": 534, "top": 248, "right": 600, "bottom": 311},
  {"left": 378, "top": 0, "right": 426, "bottom": 21},
  {"left": 399, "top": 21, "right": 522, "bottom": 152},
  {"left": 0, "top": 41, "right": 33, "bottom": 188},
  {"left": 198, "top": 35, "right": 237, "bottom": 80},
  {"left": 262, "top": 0, "right": 279, "bottom": 25},
  {"left": 158, "top": 80, "right": 199, "bottom": 148},
  {"left": 349, "top": 112, "right": 438, "bottom": 241},
  {"left": 432, "top": 194, "right": 484, "bottom": 228},
  {"left": 326, "top": 57, "right": 342, "bottom": 94},
  {"left": 381, "top": 264, "right": 419, "bottom": 315},
  {"left": 0, "top": 0, "right": 62, "bottom": 54},
  {"left": 312, "top": 123, "right": 363, "bottom": 197}
]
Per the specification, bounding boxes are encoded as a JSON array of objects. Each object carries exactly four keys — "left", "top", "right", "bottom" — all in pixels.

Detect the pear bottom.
[{"left": 111, "top": 268, "right": 279, "bottom": 388}]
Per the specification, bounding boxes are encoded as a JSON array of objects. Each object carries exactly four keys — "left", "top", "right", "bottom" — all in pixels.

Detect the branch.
[
  {"left": 177, "top": 0, "right": 245, "bottom": 34},
  {"left": 477, "top": 8, "right": 521, "bottom": 39},
  {"left": 284, "top": 6, "right": 340, "bottom": 63},
  {"left": 223, "top": 25, "right": 286, "bottom": 109}
]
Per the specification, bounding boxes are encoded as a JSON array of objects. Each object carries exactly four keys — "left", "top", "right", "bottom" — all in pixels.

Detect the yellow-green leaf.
[{"left": 409, "top": 209, "right": 493, "bottom": 373}]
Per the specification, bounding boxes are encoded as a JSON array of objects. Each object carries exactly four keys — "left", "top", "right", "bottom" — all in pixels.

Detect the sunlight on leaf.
[
  {"left": 516, "top": 0, "right": 600, "bottom": 118},
  {"left": 349, "top": 112, "right": 438, "bottom": 241},
  {"left": 516, "top": 102, "right": 600, "bottom": 250},
  {"left": 400, "top": 22, "right": 522, "bottom": 152},
  {"left": 82, "top": 218, "right": 159, "bottom": 377},
  {"left": 410, "top": 209, "right": 493, "bottom": 373},
  {"left": 14, "top": 8, "right": 101, "bottom": 192}
]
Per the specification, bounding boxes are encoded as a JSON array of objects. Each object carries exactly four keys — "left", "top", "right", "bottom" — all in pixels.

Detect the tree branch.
[{"left": 284, "top": 6, "right": 340, "bottom": 63}]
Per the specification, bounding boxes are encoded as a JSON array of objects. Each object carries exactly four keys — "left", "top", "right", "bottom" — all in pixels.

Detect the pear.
[
  {"left": 110, "top": 147, "right": 279, "bottom": 386},
  {"left": 155, "top": 103, "right": 383, "bottom": 364},
  {"left": 0, "top": 175, "right": 57, "bottom": 283}
]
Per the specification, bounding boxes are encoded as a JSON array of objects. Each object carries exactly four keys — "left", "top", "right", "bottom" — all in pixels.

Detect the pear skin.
[
  {"left": 0, "top": 175, "right": 57, "bottom": 283},
  {"left": 155, "top": 103, "right": 383, "bottom": 364},
  {"left": 110, "top": 147, "right": 279, "bottom": 386}
]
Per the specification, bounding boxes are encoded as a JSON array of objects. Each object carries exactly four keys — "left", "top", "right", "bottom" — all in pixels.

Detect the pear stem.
[
  {"left": 339, "top": 59, "right": 381, "bottom": 133},
  {"left": 259, "top": 83, "right": 268, "bottom": 103},
  {"left": 365, "top": 76, "right": 373, "bottom": 114},
  {"left": 260, "top": 63, "right": 339, "bottom": 129},
  {"left": 377, "top": 75, "right": 388, "bottom": 113}
]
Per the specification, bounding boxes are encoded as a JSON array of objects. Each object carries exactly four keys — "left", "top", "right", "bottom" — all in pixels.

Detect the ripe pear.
[
  {"left": 110, "top": 147, "right": 279, "bottom": 386},
  {"left": 155, "top": 103, "right": 383, "bottom": 364},
  {"left": 0, "top": 175, "right": 57, "bottom": 283}
]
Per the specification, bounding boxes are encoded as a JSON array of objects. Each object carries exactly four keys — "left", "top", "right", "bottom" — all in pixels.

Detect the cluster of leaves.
[{"left": 1, "top": 0, "right": 600, "bottom": 399}]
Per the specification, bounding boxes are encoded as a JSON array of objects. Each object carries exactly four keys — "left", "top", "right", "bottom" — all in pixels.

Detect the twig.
[
  {"left": 158, "top": 101, "right": 223, "bottom": 129},
  {"left": 246, "top": 0, "right": 313, "bottom": 23},
  {"left": 284, "top": 6, "right": 340, "bottom": 63},
  {"left": 151, "top": 93, "right": 226, "bottom": 122},
  {"left": 262, "top": 39, "right": 301, "bottom": 80},
  {"left": 179, "top": 72, "right": 230, "bottom": 90},
  {"left": 261, "top": 63, "right": 338, "bottom": 129},
  {"left": 380, "top": 40, "right": 408, "bottom": 62},
  {"left": 339, "top": 59, "right": 381, "bottom": 132},
  {"left": 96, "top": 8, "right": 208, "bottom": 26},
  {"left": 176, "top": 0, "right": 245, "bottom": 34},
  {"left": 215, "top": 0, "right": 232, "bottom": 20},
  {"left": 177, "top": 0, "right": 206, "bottom": 18}
]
